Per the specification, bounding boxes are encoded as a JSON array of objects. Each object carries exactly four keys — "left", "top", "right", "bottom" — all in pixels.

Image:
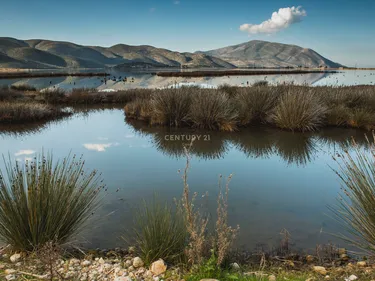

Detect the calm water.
[
  {"left": 0, "top": 108, "right": 370, "bottom": 252},
  {"left": 0, "top": 69, "right": 374, "bottom": 90}
]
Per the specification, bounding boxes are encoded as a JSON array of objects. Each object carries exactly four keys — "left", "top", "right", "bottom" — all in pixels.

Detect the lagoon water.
[
  {"left": 0, "top": 69, "right": 374, "bottom": 251},
  {"left": 0, "top": 108, "right": 370, "bottom": 252},
  {"left": 0, "top": 69, "right": 374, "bottom": 90}
]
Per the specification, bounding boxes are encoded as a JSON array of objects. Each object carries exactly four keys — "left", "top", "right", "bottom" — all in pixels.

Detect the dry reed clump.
[
  {"left": 215, "top": 174, "right": 239, "bottom": 265},
  {"left": 234, "top": 87, "right": 277, "bottom": 125},
  {"left": 124, "top": 99, "right": 153, "bottom": 121},
  {"left": 270, "top": 89, "right": 328, "bottom": 132},
  {"left": 0, "top": 102, "right": 69, "bottom": 123},
  {"left": 347, "top": 108, "right": 375, "bottom": 130},
  {"left": 330, "top": 134, "right": 375, "bottom": 255},
  {"left": 326, "top": 104, "right": 351, "bottom": 127},
  {"left": 218, "top": 84, "right": 239, "bottom": 98},
  {"left": 0, "top": 86, "right": 24, "bottom": 101},
  {"left": 150, "top": 88, "right": 192, "bottom": 126},
  {"left": 10, "top": 84, "right": 37, "bottom": 92},
  {"left": 188, "top": 90, "right": 238, "bottom": 132},
  {"left": 40, "top": 88, "right": 66, "bottom": 104},
  {"left": 179, "top": 144, "right": 238, "bottom": 265}
]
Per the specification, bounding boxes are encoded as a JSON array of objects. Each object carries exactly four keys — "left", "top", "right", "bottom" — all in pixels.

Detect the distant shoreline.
[
  {"left": 0, "top": 72, "right": 110, "bottom": 79},
  {"left": 156, "top": 69, "right": 338, "bottom": 77}
]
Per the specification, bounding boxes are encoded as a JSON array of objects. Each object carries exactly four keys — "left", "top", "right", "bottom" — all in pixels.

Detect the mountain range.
[{"left": 0, "top": 37, "right": 343, "bottom": 69}]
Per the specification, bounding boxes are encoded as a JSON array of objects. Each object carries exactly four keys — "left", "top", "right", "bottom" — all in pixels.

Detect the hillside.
[
  {"left": 0, "top": 37, "right": 342, "bottom": 69},
  {"left": 0, "top": 37, "right": 235, "bottom": 69},
  {"left": 200, "top": 40, "right": 343, "bottom": 68}
]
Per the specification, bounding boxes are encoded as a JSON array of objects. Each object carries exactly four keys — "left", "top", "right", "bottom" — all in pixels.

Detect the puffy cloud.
[
  {"left": 83, "top": 143, "right": 119, "bottom": 152},
  {"left": 240, "top": 6, "right": 306, "bottom": 34},
  {"left": 14, "top": 149, "right": 35, "bottom": 157}
]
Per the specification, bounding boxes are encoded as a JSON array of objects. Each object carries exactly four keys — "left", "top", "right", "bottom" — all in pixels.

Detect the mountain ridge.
[{"left": 0, "top": 37, "right": 343, "bottom": 69}]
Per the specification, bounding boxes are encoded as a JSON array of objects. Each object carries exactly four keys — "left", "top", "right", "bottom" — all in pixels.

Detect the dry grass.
[
  {"left": 0, "top": 102, "right": 70, "bottom": 123},
  {"left": 270, "top": 89, "right": 328, "bottom": 132}
]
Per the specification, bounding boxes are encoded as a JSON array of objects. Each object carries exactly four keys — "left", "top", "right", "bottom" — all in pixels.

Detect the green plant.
[
  {"left": 330, "top": 134, "right": 375, "bottom": 255},
  {"left": 128, "top": 196, "right": 187, "bottom": 265},
  {"left": 0, "top": 153, "right": 103, "bottom": 251}
]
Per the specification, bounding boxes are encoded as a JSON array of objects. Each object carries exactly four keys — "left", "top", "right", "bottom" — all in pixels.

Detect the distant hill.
[
  {"left": 199, "top": 40, "right": 343, "bottom": 68},
  {"left": 0, "top": 37, "right": 342, "bottom": 69},
  {"left": 0, "top": 37, "right": 235, "bottom": 69}
]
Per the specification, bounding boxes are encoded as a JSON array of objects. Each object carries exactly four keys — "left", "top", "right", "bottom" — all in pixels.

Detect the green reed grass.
[
  {"left": 330, "top": 135, "right": 375, "bottom": 255},
  {"left": 128, "top": 196, "right": 187, "bottom": 265},
  {"left": 0, "top": 153, "right": 103, "bottom": 251}
]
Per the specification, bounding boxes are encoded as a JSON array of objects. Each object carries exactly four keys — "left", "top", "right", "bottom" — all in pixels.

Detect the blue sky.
[{"left": 1, "top": 0, "right": 374, "bottom": 67}]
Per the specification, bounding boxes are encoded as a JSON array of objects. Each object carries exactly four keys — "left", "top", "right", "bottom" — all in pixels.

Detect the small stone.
[
  {"left": 313, "top": 266, "right": 327, "bottom": 275},
  {"left": 199, "top": 279, "right": 219, "bottom": 281},
  {"left": 347, "top": 275, "right": 358, "bottom": 281},
  {"left": 5, "top": 275, "right": 16, "bottom": 281},
  {"left": 82, "top": 260, "right": 91, "bottom": 267},
  {"left": 268, "top": 275, "right": 276, "bottom": 281},
  {"left": 340, "top": 254, "right": 349, "bottom": 261},
  {"left": 150, "top": 259, "right": 167, "bottom": 276},
  {"left": 10, "top": 253, "right": 21, "bottom": 263},
  {"left": 98, "top": 257, "right": 105, "bottom": 264},
  {"left": 133, "top": 257, "right": 144, "bottom": 268},
  {"left": 128, "top": 246, "right": 136, "bottom": 254},
  {"left": 5, "top": 269, "right": 16, "bottom": 275},
  {"left": 338, "top": 248, "right": 346, "bottom": 255},
  {"left": 0, "top": 264, "right": 5, "bottom": 269},
  {"left": 114, "top": 277, "right": 132, "bottom": 281},
  {"left": 305, "top": 278, "right": 315, "bottom": 281},
  {"left": 325, "top": 275, "right": 330, "bottom": 279},
  {"left": 230, "top": 262, "right": 240, "bottom": 271},
  {"left": 306, "top": 255, "right": 314, "bottom": 263},
  {"left": 357, "top": 261, "right": 367, "bottom": 267},
  {"left": 128, "top": 266, "right": 135, "bottom": 272}
]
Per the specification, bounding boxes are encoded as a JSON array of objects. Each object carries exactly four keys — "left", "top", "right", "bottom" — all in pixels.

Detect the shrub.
[
  {"left": 347, "top": 108, "right": 375, "bottom": 130},
  {"left": 235, "top": 87, "right": 277, "bottom": 125},
  {"left": 188, "top": 90, "right": 238, "bottom": 131},
  {"left": 150, "top": 88, "right": 192, "bottom": 126},
  {"left": 218, "top": 84, "right": 239, "bottom": 98},
  {"left": 330, "top": 135, "right": 375, "bottom": 255},
  {"left": 10, "top": 84, "right": 37, "bottom": 92},
  {"left": 40, "top": 88, "right": 66, "bottom": 104},
  {"left": 270, "top": 90, "right": 328, "bottom": 132},
  {"left": 0, "top": 102, "right": 70, "bottom": 123},
  {"left": 253, "top": 80, "right": 269, "bottom": 87},
  {"left": 326, "top": 105, "right": 351, "bottom": 127},
  {"left": 128, "top": 196, "right": 187, "bottom": 265},
  {"left": 0, "top": 153, "right": 103, "bottom": 251},
  {"left": 124, "top": 99, "right": 153, "bottom": 121}
]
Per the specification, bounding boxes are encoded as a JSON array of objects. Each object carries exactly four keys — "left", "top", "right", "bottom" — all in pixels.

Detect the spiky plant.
[
  {"left": 0, "top": 153, "right": 103, "bottom": 251},
  {"left": 129, "top": 196, "right": 187, "bottom": 265},
  {"left": 330, "top": 135, "right": 375, "bottom": 255}
]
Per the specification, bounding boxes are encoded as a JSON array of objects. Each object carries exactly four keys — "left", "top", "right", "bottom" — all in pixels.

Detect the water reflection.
[{"left": 127, "top": 119, "right": 369, "bottom": 166}]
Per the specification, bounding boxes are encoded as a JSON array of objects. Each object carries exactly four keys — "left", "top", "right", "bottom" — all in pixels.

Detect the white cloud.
[
  {"left": 240, "top": 6, "right": 306, "bottom": 34},
  {"left": 14, "top": 150, "right": 35, "bottom": 157},
  {"left": 83, "top": 143, "right": 119, "bottom": 152}
]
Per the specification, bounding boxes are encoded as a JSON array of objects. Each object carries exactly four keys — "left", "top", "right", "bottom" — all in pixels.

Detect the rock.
[
  {"left": 268, "top": 275, "right": 276, "bottom": 281},
  {"left": 128, "top": 246, "right": 136, "bottom": 254},
  {"left": 325, "top": 276, "right": 330, "bottom": 279},
  {"left": 82, "top": 260, "right": 92, "bottom": 267},
  {"left": 133, "top": 257, "right": 144, "bottom": 268},
  {"left": 347, "top": 275, "right": 358, "bottom": 281},
  {"left": 230, "top": 262, "right": 240, "bottom": 271},
  {"left": 98, "top": 257, "right": 105, "bottom": 264},
  {"left": 306, "top": 255, "right": 315, "bottom": 263},
  {"left": 4, "top": 269, "right": 16, "bottom": 275},
  {"left": 10, "top": 253, "right": 21, "bottom": 263},
  {"left": 305, "top": 278, "right": 315, "bottom": 281},
  {"left": 128, "top": 266, "right": 135, "bottom": 271},
  {"left": 340, "top": 254, "right": 349, "bottom": 261},
  {"left": 5, "top": 275, "right": 16, "bottom": 281},
  {"left": 357, "top": 261, "right": 367, "bottom": 267},
  {"left": 114, "top": 277, "right": 132, "bottom": 281},
  {"left": 313, "top": 266, "right": 327, "bottom": 275},
  {"left": 150, "top": 259, "right": 167, "bottom": 276},
  {"left": 199, "top": 280, "right": 220, "bottom": 281},
  {"left": 338, "top": 248, "right": 346, "bottom": 255},
  {"left": 0, "top": 264, "right": 5, "bottom": 269}
]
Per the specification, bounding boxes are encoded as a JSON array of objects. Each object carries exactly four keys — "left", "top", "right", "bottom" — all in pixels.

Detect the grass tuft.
[{"left": 0, "top": 153, "right": 103, "bottom": 251}]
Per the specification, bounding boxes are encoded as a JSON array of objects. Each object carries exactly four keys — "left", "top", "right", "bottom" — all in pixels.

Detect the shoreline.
[{"left": 0, "top": 72, "right": 110, "bottom": 79}]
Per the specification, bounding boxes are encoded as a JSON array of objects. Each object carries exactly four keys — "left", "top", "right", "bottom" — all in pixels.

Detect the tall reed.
[{"left": 0, "top": 153, "right": 103, "bottom": 251}]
